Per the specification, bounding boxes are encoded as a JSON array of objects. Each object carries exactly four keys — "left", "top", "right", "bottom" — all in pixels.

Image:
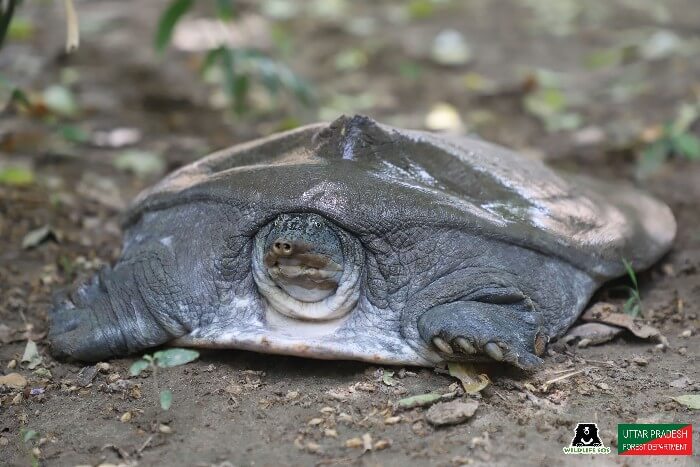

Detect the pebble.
[
  {"left": 426, "top": 400, "right": 479, "bottom": 426},
  {"left": 77, "top": 365, "right": 99, "bottom": 387},
  {"left": 632, "top": 356, "right": 648, "bottom": 366},
  {"left": 0, "top": 372, "right": 27, "bottom": 389},
  {"left": 679, "top": 329, "right": 692, "bottom": 338}
]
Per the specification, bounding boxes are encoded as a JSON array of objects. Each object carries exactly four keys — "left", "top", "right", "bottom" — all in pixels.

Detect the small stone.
[
  {"left": 305, "top": 442, "right": 321, "bottom": 453},
  {"left": 77, "top": 366, "right": 99, "bottom": 387},
  {"left": 12, "top": 393, "right": 23, "bottom": 404},
  {"left": 120, "top": 411, "right": 132, "bottom": 422},
  {"left": 0, "top": 372, "right": 27, "bottom": 389},
  {"left": 324, "top": 429, "right": 337, "bottom": 438},
  {"left": 308, "top": 418, "right": 323, "bottom": 426},
  {"left": 374, "top": 439, "right": 391, "bottom": 450},
  {"left": 632, "top": 356, "right": 648, "bottom": 366},
  {"left": 345, "top": 437, "right": 363, "bottom": 448},
  {"left": 96, "top": 362, "right": 111, "bottom": 372},
  {"left": 384, "top": 415, "right": 401, "bottom": 425},
  {"left": 678, "top": 347, "right": 688, "bottom": 356},
  {"left": 679, "top": 329, "right": 692, "bottom": 338},
  {"left": 669, "top": 376, "right": 692, "bottom": 388},
  {"left": 107, "top": 373, "right": 121, "bottom": 383},
  {"left": 7, "top": 359, "right": 17, "bottom": 369},
  {"left": 0, "top": 437, "right": 8, "bottom": 446},
  {"left": 426, "top": 400, "right": 479, "bottom": 426},
  {"left": 158, "top": 424, "right": 172, "bottom": 433}
]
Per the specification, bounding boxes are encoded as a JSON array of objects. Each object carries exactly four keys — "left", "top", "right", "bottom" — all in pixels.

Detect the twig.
[{"left": 136, "top": 435, "right": 153, "bottom": 457}]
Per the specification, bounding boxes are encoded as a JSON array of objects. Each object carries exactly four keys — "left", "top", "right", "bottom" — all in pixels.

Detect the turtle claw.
[
  {"left": 432, "top": 336, "right": 454, "bottom": 354},
  {"left": 454, "top": 337, "right": 476, "bottom": 355},
  {"left": 417, "top": 300, "right": 546, "bottom": 369},
  {"left": 484, "top": 342, "right": 504, "bottom": 361}
]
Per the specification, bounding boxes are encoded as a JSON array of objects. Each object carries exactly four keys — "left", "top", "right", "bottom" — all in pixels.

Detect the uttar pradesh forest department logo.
[{"left": 563, "top": 423, "right": 612, "bottom": 455}]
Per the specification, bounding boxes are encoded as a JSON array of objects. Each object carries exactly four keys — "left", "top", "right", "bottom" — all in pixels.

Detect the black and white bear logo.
[{"left": 570, "top": 423, "right": 603, "bottom": 447}]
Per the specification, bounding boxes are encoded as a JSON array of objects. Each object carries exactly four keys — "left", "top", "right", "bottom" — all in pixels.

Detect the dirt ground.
[{"left": 1, "top": 1, "right": 699, "bottom": 466}]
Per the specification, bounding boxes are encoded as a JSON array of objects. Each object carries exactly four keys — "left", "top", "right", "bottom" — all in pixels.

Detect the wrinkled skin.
[{"left": 49, "top": 115, "right": 676, "bottom": 368}]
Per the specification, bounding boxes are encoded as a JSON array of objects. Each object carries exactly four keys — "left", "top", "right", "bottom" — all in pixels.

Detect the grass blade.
[{"left": 154, "top": 0, "right": 193, "bottom": 53}]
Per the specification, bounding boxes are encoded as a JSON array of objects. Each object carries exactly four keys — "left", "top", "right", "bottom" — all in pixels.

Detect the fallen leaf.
[
  {"left": 22, "top": 225, "right": 58, "bottom": 249},
  {"left": 21, "top": 340, "right": 42, "bottom": 370},
  {"left": 361, "top": 433, "right": 373, "bottom": 452},
  {"left": 92, "top": 127, "right": 142, "bottom": 148},
  {"left": 0, "top": 373, "right": 28, "bottom": 389},
  {"left": 160, "top": 389, "right": 173, "bottom": 410},
  {"left": 397, "top": 393, "right": 442, "bottom": 410},
  {"left": 671, "top": 394, "right": 700, "bottom": 410},
  {"left": 425, "top": 102, "right": 463, "bottom": 133},
  {"left": 582, "top": 302, "right": 660, "bottom": 339},
  {"left": 669, "top": 377, "right": 693, "bottom": 389},
  {"left": 113, "top": 150, "right": 165, "bottom": 177},
  {"left": 344, "top": 437, "right": 363, "bottom": 448},
  {"left": 431, "top": 29, "right": 471, "bottom": 66},
  {"left": 447, "top": 362, "right": 490, "bottom": 394},
  {"left": 426, "top": 400, "right": 479, "bottom": 426},
  {"left": 129, "top": 359, "right": 150, "bottom": 377},
  {"left": 382, "top": 369, "right": 396, "bottom": 387},
  {"left": 154, "top": 348, "right": 200, "bottom": 368},
  {"left": 43, "top": 85, "right": 78, "bottom": 117},
  {"left": 0, "top": 166, "right": 35, "bottom": 186},
  {"left": 563, "top": 322, "right": 624, "bottom": 346}
]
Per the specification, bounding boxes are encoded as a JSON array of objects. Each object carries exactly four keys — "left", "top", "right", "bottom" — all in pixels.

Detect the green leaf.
[
  {"left": 215, "top": 0, "right": 235, "bottom": 20},
  {"left": 0, "top": 166, "right": 34, "bottom": 186},
  {"left": 0, "top": 0, "right": 22, "bottom": 50},
  {"left": 638, "top": 140, "right": 670, "bottom": 176},
  {"left": 8, "top": 16, "right": 33, "bottom": 40},
  {"left": 160, "top": 389, "right": 173, "bottom": 410},
  {"left": 21, "top": 429, "right": 38, "bottom": 443},
  {"left": 153, "top": 348, "right": 200, "bottom": 368},
  {"left": 671, "top": 133, "right": 700, "bottom": 160},
  {"left": 113, "top": 150, "right": 165, "bottom": 177},
  {"left": 382, "top": 370, "right": 396, "bottom": 387},
  {"left": 672, "top": 394, "right": 700, "bottom": 409},
  {"left": 129, "top": 359, "right": 151, "bottom": 377},
  {"left": 10, "top": 87, "right": 30, "bottom": 109},
  {"left": 43, "top": 84, "right": 78, "bottom": 117},
  {"left": 622, "top": 258, "right": 638, "bottom": 289},
  {"left": 154, "top": 0, "right": 193, "bottom": 53},
  {"left": 200, "top": 47, "right": 225, "bottom": 75},
  {"left": 59, "top": 125, "right": 90, "bottom": 143}
]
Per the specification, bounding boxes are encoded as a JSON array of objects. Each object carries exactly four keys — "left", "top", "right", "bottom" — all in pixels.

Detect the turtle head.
[
  {"left": 252, "top": 212, "right": 363, "bottom": 321},
  {"left": 262, "top": 213, "right": 344, "bottom": 302}
]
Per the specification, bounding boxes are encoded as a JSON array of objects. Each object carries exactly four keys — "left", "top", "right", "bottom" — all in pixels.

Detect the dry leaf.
[
  {"left": 582, "top": 302, "right": 660, "bottom": 339},
  {"left": 447, "top": 362, "right": 490, "bottom": 394}
]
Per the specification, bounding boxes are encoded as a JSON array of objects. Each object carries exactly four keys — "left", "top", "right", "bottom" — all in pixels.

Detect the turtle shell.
[{"left": 124, "top": 115, "right": 675, "bottom": 278}]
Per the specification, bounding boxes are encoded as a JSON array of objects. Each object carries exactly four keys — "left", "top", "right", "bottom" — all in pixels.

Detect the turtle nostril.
[{"left": 272, "top": 239, "right": 294, "bottom": 256}]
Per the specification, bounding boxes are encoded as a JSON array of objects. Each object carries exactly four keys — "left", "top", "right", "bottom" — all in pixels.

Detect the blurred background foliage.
[{"left": 0, "top": 0, "right": 699, "bottom": 188}]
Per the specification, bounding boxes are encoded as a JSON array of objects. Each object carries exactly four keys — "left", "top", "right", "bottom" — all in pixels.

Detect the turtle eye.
[
  {"left": 313, "top": 221, "right": 322, "bottom": 228},
  {"left": 274, "top": 218, "right": 282, "bottom": 227}
]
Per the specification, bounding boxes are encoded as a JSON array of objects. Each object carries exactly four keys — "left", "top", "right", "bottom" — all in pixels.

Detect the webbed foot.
[{"left": 418, "top": 301, "right": 548, "bottom": 369}]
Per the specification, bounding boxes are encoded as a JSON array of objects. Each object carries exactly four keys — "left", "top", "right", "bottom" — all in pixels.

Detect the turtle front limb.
[
  {"left": 417, "top": 300, "right": 548, "bottom": 369},
  {"left": 49, "top": 252, "right": 194, "bottom": 361}
]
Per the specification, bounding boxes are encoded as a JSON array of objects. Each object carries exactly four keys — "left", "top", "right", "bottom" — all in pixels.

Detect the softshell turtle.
[{"left": 49, "top": 115, "right": 676, "bottom": 368}]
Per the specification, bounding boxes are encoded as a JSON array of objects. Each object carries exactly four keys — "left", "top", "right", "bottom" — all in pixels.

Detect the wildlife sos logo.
[{"left": 562, "top": 423, "right": 612, "bottom": 455}]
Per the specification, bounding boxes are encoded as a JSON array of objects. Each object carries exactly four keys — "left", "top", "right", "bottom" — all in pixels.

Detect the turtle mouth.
[
  {"left": 263, "top": 251, "right": 343, "bottom": 302},
  {"left": 252, "top": 218, "right": 364, "bottom": 322}
]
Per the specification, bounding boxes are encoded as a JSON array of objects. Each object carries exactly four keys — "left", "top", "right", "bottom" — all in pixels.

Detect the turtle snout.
[{"left": 272, "top": 238, "right": 294, "bottom": 256}]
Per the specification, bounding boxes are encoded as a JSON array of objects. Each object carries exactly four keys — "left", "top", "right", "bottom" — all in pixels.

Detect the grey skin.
[{"left": 49, "top": 115, "right": 676, "bottom": 369}]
